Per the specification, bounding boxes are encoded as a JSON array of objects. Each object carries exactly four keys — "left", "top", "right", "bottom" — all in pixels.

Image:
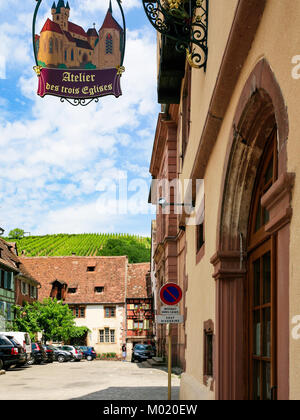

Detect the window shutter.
[
  {"left": 3, "top": 271, "right": 8, "bottom": 289},
  {"left": 128, "top": 319, "right": 133, "bottom": 330},
  {"left": 10, "top": 272, "right": 14, "bottom": 291}
]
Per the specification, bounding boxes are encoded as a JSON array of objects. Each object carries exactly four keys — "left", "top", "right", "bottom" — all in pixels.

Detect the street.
[{"left": 0, "top": 361, "right": 180, "bottom": 400}]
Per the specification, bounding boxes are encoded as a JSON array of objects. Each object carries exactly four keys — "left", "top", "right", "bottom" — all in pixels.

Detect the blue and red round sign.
[{"left": 160, "top": 283, "right": 183, "bottom": 306}]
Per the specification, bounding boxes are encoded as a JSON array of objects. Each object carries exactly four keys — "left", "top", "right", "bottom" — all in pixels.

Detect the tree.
[
  {"left": 9, "top": 228, "right": 25, "bottom": 240},
  {"left": 98, "top": 237, "right": 150, "bottom": 263},
  {"left": 13, "top": 299, "right": 89, "bottom": 343}
]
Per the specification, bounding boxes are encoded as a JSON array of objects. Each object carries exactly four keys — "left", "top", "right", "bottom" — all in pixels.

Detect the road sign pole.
[{"left": 168, "top": 324, "right": 172, "bottom": 401}]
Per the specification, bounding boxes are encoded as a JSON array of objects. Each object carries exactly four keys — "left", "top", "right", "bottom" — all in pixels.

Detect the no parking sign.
[{"left": 159, "top": 283, "right": 182, "bottom": 306}]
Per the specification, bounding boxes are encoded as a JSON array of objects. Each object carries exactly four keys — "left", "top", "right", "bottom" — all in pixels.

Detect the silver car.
[{"left": 58, "top": 345, "right": 83, "bottom": 362}]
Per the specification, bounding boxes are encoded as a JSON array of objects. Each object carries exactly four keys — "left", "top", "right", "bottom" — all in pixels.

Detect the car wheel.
[
  {"left": 57, "top": 355, "right": 65, "bottom": 363},
  {"left": 87, "top": 355, "right": 93, "bottom": 361},
  {"left": 27, "top": 357, "right": 35, "bottom": 366}
]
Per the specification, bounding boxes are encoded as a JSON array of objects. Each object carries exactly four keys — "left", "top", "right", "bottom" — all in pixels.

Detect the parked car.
[
  {"left": 5, "top": 336, "right": 27, "bottom": 367},
  {"left": 41, "top": 345, "right": 54, "bottom": 363},
  {"left": 58, "top": 345, "right": 83, "bottom": 362},
  {"left": 47, "top": 345, "right": 72, "bottom": 363},
  {"left": 0, "top": 331, "right": 31, "bottom": 361},
  {"left": 131, "top": 344, "right": 154, "bottom": 363},
  {"left": 78, "top": 346, "right": 97, "bottom": 361},
  {"left": 27, "top": 342, "right": 47, "bottom": 365},
  {"left": 0, "top": 334, "right": 24, "bottom": 370}
]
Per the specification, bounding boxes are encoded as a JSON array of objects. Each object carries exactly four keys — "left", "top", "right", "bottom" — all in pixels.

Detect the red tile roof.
[
  {"left": 20, "top": 256, "right": 128, "bottom": 304},
  {"left": 0, "top": 239, "right": 39, "bottom": 285},
  {"left": 41, "top": 18, "right": 63, "bottom": 35},
  {"left": 127, "top": 263, "right": 151, "bottom": 299},
  {"left": 100, "top": 10, "right": 123, "bottom": 32},
  {"left": 68, "top": 21, "right": 87, "bottom": 38},
  {"left": 19, "top": 257, "right": 151, "bottom": 304}
]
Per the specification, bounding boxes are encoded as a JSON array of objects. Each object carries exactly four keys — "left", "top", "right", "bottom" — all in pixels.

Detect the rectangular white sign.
[
  {"left": 156, "top": 315, "right": 184, "bottom": 324},
  {"left": 161, "top": 306, "right": 180, "bottom": 315}
]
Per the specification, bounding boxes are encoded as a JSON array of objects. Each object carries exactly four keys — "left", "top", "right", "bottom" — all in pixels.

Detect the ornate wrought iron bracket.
[{"left": 143, "top": 0, "right": 208, "bottom": 70}]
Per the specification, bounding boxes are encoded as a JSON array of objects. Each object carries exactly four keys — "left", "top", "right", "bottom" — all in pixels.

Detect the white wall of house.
[{"left": 74, "top": 304, "right": 124, "bottom": 356}]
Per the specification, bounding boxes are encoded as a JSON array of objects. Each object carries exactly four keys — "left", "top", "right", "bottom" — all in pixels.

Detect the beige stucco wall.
[
  {"left": 180, "top": 0, "right": 300, "bottom": 400},
  {"left": 75, "top": 305, "right": 124, "bottom": 355}
]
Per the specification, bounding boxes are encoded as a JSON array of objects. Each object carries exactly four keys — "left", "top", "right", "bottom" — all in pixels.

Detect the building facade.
[
  {"left": 0, "top": 239, "right": 39, "bottom": 330},
  {"left": 126, "top": 263, "right": 154, "bottom": 359},
  {"left": 20, "top": 256, "right": 151, "bottom": 357},
  {"left": 36, "top": 0, "right": 122, "bottom": 70},
  {"left": 149, "top": 0, "right": 300, "bottom": 400}
]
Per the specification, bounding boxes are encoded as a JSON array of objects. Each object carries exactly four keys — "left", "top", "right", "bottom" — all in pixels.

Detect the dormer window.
[
  {"left": 68, "top": 288, "right": 77, "bottom": 294},
  {"left": 95, "top": 287, "right": 104, "bottom": 294},
  {"left": 87, "top": 266, "right": 96, "bottom": 272}
]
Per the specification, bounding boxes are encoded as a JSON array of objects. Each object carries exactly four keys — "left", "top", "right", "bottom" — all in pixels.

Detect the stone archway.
[{"left": 211, "top": 59, "right": 293, "bottom": 400}]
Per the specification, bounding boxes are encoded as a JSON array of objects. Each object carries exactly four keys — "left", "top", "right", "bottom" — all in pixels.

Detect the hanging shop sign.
[{"left": 32, "top": 0, "right": 126, "bottom": 106}]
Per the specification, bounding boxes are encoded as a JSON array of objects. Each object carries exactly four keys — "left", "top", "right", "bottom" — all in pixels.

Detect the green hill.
[{"left": 3, "top": 233, "right": 151, "bottom": 264}]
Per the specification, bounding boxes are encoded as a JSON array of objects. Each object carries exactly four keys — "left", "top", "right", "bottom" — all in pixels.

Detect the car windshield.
[
  {"left": 135, "top": 345, "right": 152, "bottom": 351},
  {"left": 0, "top": 336, "right": 12, "bottom": 345}
]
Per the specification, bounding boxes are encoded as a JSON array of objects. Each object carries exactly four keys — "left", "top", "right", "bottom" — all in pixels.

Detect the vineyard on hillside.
[{"left": 3, "top": 234, "right": 151, "bottom": 264}]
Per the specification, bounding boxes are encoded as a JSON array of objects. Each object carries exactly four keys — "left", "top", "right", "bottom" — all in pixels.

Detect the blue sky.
[{"left": 0, "top": 0, "right": 159, "bottom": 237}]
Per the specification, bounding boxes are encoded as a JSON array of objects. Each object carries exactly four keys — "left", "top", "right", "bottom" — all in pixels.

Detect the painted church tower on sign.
[{"left": 36, "top": 0, "right": 123, "bottom": 70}]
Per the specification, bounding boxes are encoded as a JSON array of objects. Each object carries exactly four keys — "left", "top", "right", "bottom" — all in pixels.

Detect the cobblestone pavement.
[{"left": 0, "top": 360, "right": 180, "bottom": 400}]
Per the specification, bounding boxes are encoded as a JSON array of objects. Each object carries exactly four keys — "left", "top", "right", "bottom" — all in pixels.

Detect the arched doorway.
[
  {"left": 211, "top": 59, "right": 293, "bottom": 400},
  {"left": 248, "top": 127, "right": 277, "bottom": 400}
]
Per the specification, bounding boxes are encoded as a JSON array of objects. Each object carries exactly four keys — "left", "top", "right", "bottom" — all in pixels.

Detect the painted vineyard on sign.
[{"left": 32, "top": 0, "right": 126, "bottom": 106}]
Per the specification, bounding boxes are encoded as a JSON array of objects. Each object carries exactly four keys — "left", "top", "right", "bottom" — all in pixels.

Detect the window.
[
  {"left": 49, "top": 38, "right": 53, "bottom": 54},
  {"left": 104, "top": 307, "right": 116, "bottom": 318},
  {"left": 70, "top": 306, "right": 86, "bottom": 318},
  {"left": 65, "top": 50, "right": 67, "bottom": 61},
  {"left": 105, "top": 34, "right": 113, "bottom": 54},
  {"left": 30, "top": 285, "right": 37, "bottom": 299},
  {"left": 22, "top": 281, "right": 28, "bottom": 295},
  {"left": 87, "top": 266, "right": 96, "bottom": 272},
  {"left": 95, "top": 287, "right": 104, "bottom": 294},
  {"left": 248, "top": 130, "right": 277, "bottom": 401},
  {"left": 99, "top": 328, "right": 115, "bottom": 343},
  {"left": 196, "top": 223, "right": 205, "bottom": 252},
  {"left": 6, "top": 303, "right": 13, "bottom": 321},
  {"left": 105, "top": 328, "right": 110, "bottom": 343},
  {"left": 203, "top": 320, "right": 214, "bottom": 382},
  {"left": 134, "top": 320, "right": 143, "bottom": 329},
  {"left": 1, "top": 271, "right": 13, "bottom": 291},
  {"left": 68, "top": 288, "right": 77, "bottom": 294},
  {"left": 71, "top": 49, "right": 74, "bottom": 61}
]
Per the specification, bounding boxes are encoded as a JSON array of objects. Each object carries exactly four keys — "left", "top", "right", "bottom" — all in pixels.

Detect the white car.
[
  {"left": 58, "top": 345, "right": 83, "bottom": 361},
  {"left": 0, "top": 332, "right": 31, "bottom": 361}
]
